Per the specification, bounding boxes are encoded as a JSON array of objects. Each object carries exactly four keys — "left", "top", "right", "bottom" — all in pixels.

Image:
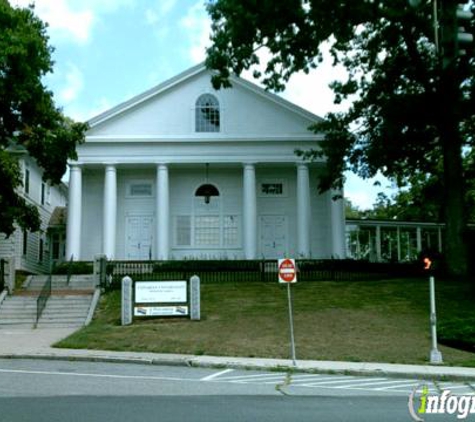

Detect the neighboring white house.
[
  {"left": 66, "top": 63, "right": 346, "bottom": 261},
  {"left": 0, "top": 147, "right": 68, "bottom": 273}
]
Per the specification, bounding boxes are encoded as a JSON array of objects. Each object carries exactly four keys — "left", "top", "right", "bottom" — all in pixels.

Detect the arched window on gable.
[{"left": 195, "top": 94, "right": 220, "bottom": 132}]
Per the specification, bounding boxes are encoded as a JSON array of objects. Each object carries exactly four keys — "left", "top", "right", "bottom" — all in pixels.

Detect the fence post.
[
  {"left": 2, "top": 257, "right": 16, "bottom": 294},
  {"left": 94, "top": 254, "right": 107, "bottom": 289},
  {"left": 190, "top": 275, "right": 201, "bottom": 321},
  {"left": 121, "top": 276, "right": 133, "bottom": 326}
]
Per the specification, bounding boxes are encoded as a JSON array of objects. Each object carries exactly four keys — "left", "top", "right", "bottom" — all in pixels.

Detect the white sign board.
[
  {"left": 134, "top": 306, "right": 189, "bottom": 317},
  {"left": 135, "top": 281, "right": 187, "bottom": 304}
]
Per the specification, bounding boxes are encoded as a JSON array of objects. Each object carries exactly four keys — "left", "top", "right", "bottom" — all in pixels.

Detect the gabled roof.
[{"left": 87, "top": 62, "right": 323, "bottom": 130}]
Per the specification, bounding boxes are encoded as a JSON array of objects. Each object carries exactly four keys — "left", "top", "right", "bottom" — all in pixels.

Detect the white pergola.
[{"left": 346, "top": 219, "right": 444, "bottom": 262}]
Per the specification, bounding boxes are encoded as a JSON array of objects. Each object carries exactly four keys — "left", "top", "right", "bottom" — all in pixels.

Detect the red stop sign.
[{"left": 278, "top": 258, "right": 297, "bottom": 283}]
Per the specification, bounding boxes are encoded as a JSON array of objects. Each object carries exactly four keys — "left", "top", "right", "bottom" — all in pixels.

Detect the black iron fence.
[
  {"left": 0, "top": 259, "right": 5, "bottom": 292},
  {"left": 101, "top": 259, "right": 422, "bottom": 291}
]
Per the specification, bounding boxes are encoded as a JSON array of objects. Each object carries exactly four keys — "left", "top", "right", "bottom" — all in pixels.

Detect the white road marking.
[
  {"left": 376, "top": 382, "right": 424, "bottom": 391},
  {"left": 333, "top": 379, "right": 413, "bottom": 388},
  {"left": 290, "top": 375, "right": 352, "bottom": 384},
  {"left": 302, "top": 377, "right": 380, "bottom": 386},
  {"left": 201, "top": 369, "right": 234, "bottom": 381},
  {"left": 0, "top": 368, "right": 197, "bottom": 383},
  {"left": 439, "top": 384, "right": 474, "bottom": 390},
  {"left": 216, "top": 373, "right": 287, "bottom": 381},
  {"left": 263, "top": 376, "right": 357, "bottom": 385}
]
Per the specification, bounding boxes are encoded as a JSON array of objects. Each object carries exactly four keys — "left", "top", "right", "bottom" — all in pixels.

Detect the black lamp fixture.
[{"left": 195, "top": 163, "right": 219, "bottom": 204}]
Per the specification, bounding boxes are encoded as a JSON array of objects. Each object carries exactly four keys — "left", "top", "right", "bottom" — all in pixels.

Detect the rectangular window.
[
  {"left": 41, "top": 182, "right": 46, "bottom": 205},
  {"left": 24, "top": 168, "right": 30, "bottom": 194},
  {"left": 38, "top": 238, "right": 44, "bottom": 262},
  {"left": 258, "top": 179, "right": 287, "bottom": 197},
  {"left": 128, "top": 183, "right": 152, "bottom": 197},
  {"left": 175, "top": 216, "right": 191, "bottom": 247},
  {"left": 223, "top": 215, "right": 239, "bottom": 246},
  {"left": 23, "top": 231, "right": 28, "bottom": 255},
  {"left": 52, "top": 233, "right": 60, "bottom": 260},
  {"left": 195, "top": 215, "right": 220, "bottom": 246}
]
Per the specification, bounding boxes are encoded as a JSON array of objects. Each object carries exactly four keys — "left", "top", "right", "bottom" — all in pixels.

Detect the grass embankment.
[{"left": 55, "top": 278, "right": 475, "bottom": 367}]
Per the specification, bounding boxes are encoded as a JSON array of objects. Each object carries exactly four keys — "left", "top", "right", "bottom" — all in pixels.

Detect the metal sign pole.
[
  {"left": 287, "top": 282, "right": 297, "bottom": 366},
  {"left": 429, "top": 275, "right": 443, "bottom": 364}
]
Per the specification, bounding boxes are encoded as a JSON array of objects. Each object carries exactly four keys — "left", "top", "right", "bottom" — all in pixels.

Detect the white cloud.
[
  {"left": 65, "top": 97, "right": 113, "bottom": 122},
  {"left": 9, "top": 0, "right": 136, "bottom": 45},
  {"left": 145, "top": 0, "right": 176, "bottom": 24},
  {"left": 240, "top": 43, "right": 349, "bottom": 118},
  {"left": 145, "top": 8, "right": 160, "bottom": 25},
  {"left": 10, "top": 0, "right": 94, "bottom": 44},
  {"left": 80, "top": 0, "right": 135, "bottom": 14},
  {"left": 344, "top": 172, "right": 397, "bottom": 210},
  {"left": 58, "top": 63, "right": 84, "bottom": 104},
  {"left": 180, "top": 1, "right": 211, "bottom": 63}
]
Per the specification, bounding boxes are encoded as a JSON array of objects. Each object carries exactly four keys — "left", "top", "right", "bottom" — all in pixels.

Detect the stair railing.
[
  {"left": 0, "top": 259, "right": 5, "bottom": 293},
  {"left": 66, "top": 255, "right": 74, "bottom": 286},
  {"left": 36, "top": 261, "right": 54, "bottom": 326}
]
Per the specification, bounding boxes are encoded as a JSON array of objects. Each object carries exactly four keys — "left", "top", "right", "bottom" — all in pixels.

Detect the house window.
[
  {"left": 128, "top": 182, "right": 153, "bottom": 197},
  {"left": 23, "top": 231, "right": 28, "bottom": 255},
  {"left": 223, "top": 215, "right": 239, "bottom": 246},
  {"left": 195, "top": 94, "right": 220, "bottom": 132},
  {"left": 175, "top": 216, "right": 192, "bottom": 247},
  {"left": 173, "top": 185, "right": 240, "bottom": 249},
  {"left": 24, "top": 167, "right": 30, "bottom": 195},
  {"left": 38, "top": 238, "right": 44, "bottom": 262},
  {"left": 258, "top": 179, "right": 287, "bottom": 197},
  {"left": 52, "top": 233, "right": 60, "bottom": 260},
  {"left": 195, "top": 215, "right": 220, "bottom": 246},
  {"left": 41, "top": 182, "right": 46, "bottom": 205}
]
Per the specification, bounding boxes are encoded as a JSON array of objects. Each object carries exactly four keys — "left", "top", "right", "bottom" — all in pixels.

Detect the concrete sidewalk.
[{"left": 1, "top": 327, "right": 475, "bottom": 381}]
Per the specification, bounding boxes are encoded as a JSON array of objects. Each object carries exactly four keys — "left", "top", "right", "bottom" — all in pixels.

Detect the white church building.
[{"left": 65, "top": 64, "right": 346, "bottom": 261}]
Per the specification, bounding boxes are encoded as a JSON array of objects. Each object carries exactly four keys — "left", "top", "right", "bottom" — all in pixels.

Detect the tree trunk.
[
  {"left": 442, "top": 126, "right": 468, "bottom": 277},
  {"left": 439, "top": 41, "right": 468, "bottom": 277}
]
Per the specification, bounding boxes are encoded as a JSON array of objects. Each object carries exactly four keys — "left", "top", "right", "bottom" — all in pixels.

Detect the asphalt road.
[{"left": 0, "top": 359, "right": 468, "bottom": 421}]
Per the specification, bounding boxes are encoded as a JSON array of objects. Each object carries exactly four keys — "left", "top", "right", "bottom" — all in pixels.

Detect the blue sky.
[{"left": 10, "top": 0, "right": 395, "bottom": 209}]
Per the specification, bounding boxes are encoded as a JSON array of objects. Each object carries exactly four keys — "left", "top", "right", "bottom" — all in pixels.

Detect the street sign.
[
  {"left": 278, "top": 258, "right": 297, "bottom": 366},
  {"left": 278, "top": 258, "right": 297, "bottom": 283}
]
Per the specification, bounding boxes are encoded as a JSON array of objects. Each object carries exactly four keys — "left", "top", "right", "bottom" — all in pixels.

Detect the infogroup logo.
[{"left": 408, "top": 385, "right": 475, "bottom": 421}]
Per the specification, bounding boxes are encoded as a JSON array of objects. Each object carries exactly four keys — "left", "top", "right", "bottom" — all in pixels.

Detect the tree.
[
  {"left": 205, "top": 0, "right": 475, "bottom": 276},
  {"left": 0, "top": 1, "right": 87, "bottom": 237}
]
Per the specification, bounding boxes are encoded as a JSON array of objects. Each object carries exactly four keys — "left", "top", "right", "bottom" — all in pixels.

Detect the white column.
[
  {"left": 330, "top": 189, "right": 346, "bottom": 258},
  {"left": 243, "top": 164, "right": 257, "bottom": 259},
  {"left": 103, "top": 165, "right": 117, "bottom": 259},
  {"left": 156, "top": 164, "right": 169, "bottom": 260},
  {"left": 297, "top": 164, "right": 311, "bottom": 258},
  {"left": 375, "top": 225, "right": 382, "bottom": 262},
  {"left": 66, "top": 164, "right": 82, "bottom": 261},
  {"left": 416, "top": 227, "right": 422, "bottom": 253}
]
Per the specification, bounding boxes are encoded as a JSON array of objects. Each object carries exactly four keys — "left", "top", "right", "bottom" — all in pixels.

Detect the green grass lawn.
[{"left": 55, "top": 278, "right": 475, "bottom": 366}]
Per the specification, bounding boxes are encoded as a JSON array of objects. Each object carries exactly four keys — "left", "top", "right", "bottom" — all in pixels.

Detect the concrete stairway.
[
  {"left": 36, "top": 295, "right": 93, "bottom": 328},
  {"left": 25, "top": 274, "right": 96, "bottom": 291},
  {"left": 0, "top": 296, "right": 37, "bottom": 327},
  {"left": 0, "top": 274, "right": 99, "bottom": 328}
]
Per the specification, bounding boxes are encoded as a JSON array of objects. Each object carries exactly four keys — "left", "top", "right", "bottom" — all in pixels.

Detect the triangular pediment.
[{"left": 86, "top": 64, "right": 323, "bottom": 141}]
